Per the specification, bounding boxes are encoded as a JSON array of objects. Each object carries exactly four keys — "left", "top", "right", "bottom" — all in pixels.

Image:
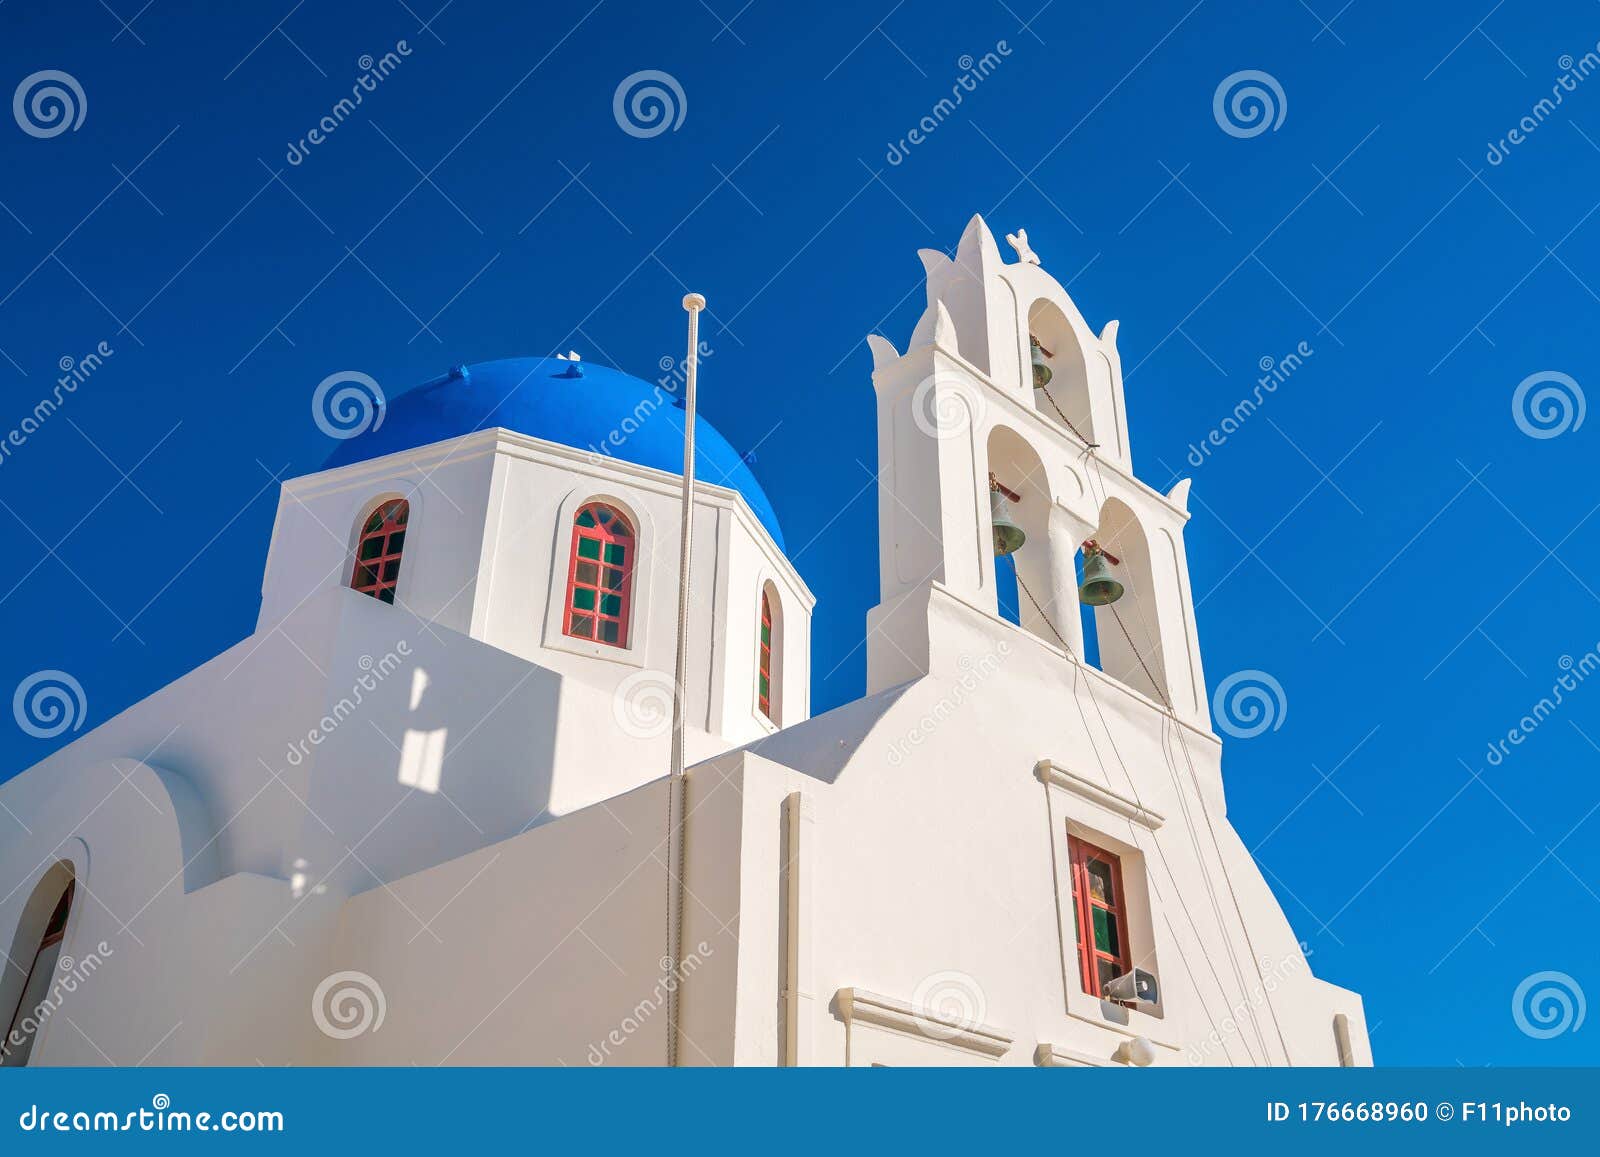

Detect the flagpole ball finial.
[{"left": 683, "top": 292, "right": 706, "bottom": 313}]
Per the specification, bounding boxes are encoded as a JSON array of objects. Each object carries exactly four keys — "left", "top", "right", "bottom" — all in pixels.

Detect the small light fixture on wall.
[{"left": 1114, "top": 1035, "right": 1157, "bottom": 1067}]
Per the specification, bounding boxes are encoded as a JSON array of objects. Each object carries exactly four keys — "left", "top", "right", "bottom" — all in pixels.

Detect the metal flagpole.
[{"left": 664, "top": 292, "right": 704, "bottom": 1067}]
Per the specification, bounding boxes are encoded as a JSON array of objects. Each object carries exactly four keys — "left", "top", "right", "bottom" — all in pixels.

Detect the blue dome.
[{"left": 323, "top": 357, "right": 784, "bottom": 549}]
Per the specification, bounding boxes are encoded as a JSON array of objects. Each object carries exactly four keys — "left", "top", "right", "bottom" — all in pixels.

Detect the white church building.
[{"left": 0, "top": 217, "right": 1370, "bottom": 1067}]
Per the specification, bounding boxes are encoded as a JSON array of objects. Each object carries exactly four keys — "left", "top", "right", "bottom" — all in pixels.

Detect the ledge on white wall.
[
  {"left": 1034, "top": 760, "right": 1165, "bottom": 831},
  {"left": 836, "top": 988, "right": 1014, "bottom": 1059},
  {"left": 1034, "top": 1042, "right": 1125, "bottom": 1067}
]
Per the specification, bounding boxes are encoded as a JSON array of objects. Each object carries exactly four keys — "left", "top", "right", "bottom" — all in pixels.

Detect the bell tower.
[{"left": 863, "top": 215, "right": 1211, "bottom": 732}]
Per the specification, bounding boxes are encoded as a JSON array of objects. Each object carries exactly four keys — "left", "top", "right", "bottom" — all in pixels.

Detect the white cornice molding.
[
  {"left": 920, "top": 346, "right": 1189, "bottom": 524},
  {"left": 284, "top": 426, "right": 815, "bottom": 608},
  {"left": 836, "top": 988, "right": 1014, "bottom": 1058},
  {"left": 491, "top": 431, "right": 815, "bottom": 610},
  {"left": 1034, "top": 760, "right": 1166, "bottom": 830},
  {"left": 924, "top": 584, "right": 1220, "bottom": 750},
  {"left": 1034, "top": 1043, "right": 1125, "bottom": 1067}
]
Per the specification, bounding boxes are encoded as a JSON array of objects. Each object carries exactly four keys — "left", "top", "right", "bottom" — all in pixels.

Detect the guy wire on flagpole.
[{"left": 664, "top": 291, "right": 704, "bottom": 1067}]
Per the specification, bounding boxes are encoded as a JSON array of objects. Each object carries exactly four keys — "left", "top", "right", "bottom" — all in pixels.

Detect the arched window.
[
  {"left": 564, "top": 503, "right": 634, "bottom": 647},
  {"left": 350, "top": 498, "right": 409, "bottom": 604},
  {"left": 3, "top": 875, "right": 74, "bottom": 1067},
  {"left": 758, "top": 590, "right": 774, "bottom": 720},
  {"left": 756, "top": 582, "right": 783, "bottom": 724}
]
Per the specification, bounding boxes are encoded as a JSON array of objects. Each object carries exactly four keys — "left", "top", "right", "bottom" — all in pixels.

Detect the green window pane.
[
  {"left": 761, "top": 624, "right": 771, "bottom": 644},
  {"left": 360, "top": 536, "right": 384, "bottom": 560},
  {"left": 578, "top": 537, "right": 601, "bottom": 560},
  {"left": 577, "top": 509, "right": 597, "bottom": 528},
  {"left": 600, "top": 593, "right": 621, "bottom": 616},
  {"left": 604, "top": 543, "right": 626, "bottom": 565},
  {"left": 1087, "top": 859, "right": 1113, "bottom": 905},
  {"left": 572, "top": 588, "right": 596, "bottom": 611},
  {"left": 364, "top": 510, "right": 385, "bottom": 533},
  {"left": 1092, "top": 907, "right": 1120, "bottom": 956},
  {"left": 387, "top": 530, "right": 405, "bottom": 554},
  {"left": 381, "top": 559, "right": 401, "bottom": 582},
  {"left": 759, "top": 675, "right": 770, "bottom": 696},
  {"left": 599, "top": 619, "right": 620, "bottom": 644},
  {"left": 378, "top": 587, "right": 395, "bottom": 605}
]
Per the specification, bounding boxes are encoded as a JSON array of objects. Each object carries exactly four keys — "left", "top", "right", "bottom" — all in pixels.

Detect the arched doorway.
[{"left": 2, "top": 864, "right": 76, "bottom": 1067}]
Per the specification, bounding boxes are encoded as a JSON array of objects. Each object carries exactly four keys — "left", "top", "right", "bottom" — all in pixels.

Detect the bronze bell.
[
  {"left": 1030, "top": 336, "right": 1053, "bottom": 390},
  {"left": 1078, "top": 542, "right": 1124, "bottom": 606},
  {"left": 990, "top": 487, "right": 1026, "bottom": 556}
]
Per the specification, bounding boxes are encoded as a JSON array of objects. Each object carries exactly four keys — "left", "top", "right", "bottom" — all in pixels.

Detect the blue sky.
[{"left": 2, "top": 0, "right": 1597, "bottom": 1066}]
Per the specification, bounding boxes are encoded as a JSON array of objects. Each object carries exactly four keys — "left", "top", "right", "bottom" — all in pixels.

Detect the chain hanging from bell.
[
  {"left": 1030, "top": 335, "right": 1053, "bottom": 390},
  {"left": 1078, "top": 540, "right": 1124, "bottom": 606},
  {"left": 990, "top": 476, "right": 1026, "bottom": 556}
]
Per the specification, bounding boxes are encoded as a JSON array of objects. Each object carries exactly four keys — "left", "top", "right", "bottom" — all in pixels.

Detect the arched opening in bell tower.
[
  {"left": 1091, "top": 497, "right": 1169, "bottom": 706},
  {"left": 1028, "top": 299, "right": 1095, "bottom": 447},
  {"left": 985, "top": 426, "right": 1060, "bottom": 649}
]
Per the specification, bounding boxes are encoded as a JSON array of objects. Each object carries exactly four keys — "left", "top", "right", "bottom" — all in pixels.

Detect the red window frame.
[
  {"left": 563, "top": 503, "right": 634, "bottom": 648},
  {"left": 757, "top": 591, "right": 773, "bottom": 720},
  {"left": 1067, "top": 835, "right": 1134, "bottom": 1000},
  {"left": 350, "top": 499, "right": 409, "bottom": 604}
]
